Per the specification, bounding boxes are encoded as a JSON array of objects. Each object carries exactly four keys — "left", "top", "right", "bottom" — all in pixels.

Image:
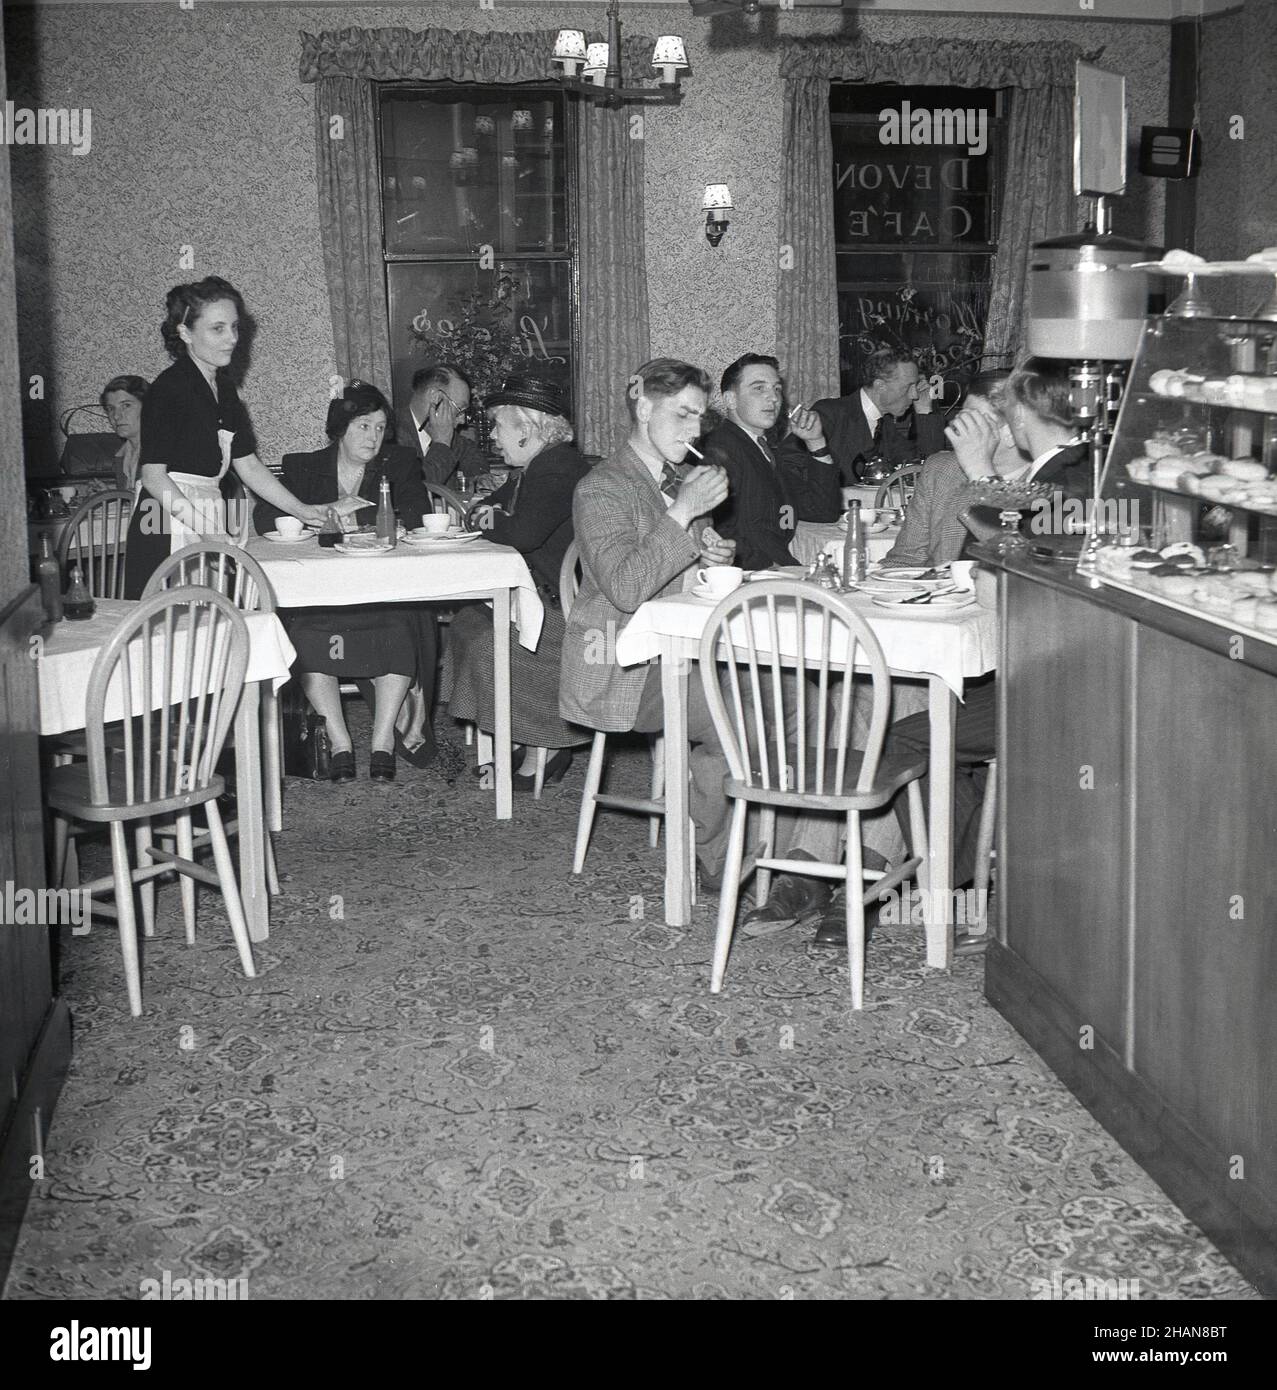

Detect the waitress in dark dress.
[
  {"left": 257, "top": 382, "right": 429, "bottom": 783},
  {"left": 123, "top": 276, "right": 331, "bottom": 598}
]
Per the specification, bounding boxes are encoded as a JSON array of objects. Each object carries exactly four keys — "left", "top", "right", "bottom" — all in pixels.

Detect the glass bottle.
[
  {"left": 318, "top": 506, "right": 342, "bottom": 549},
  {"left": 375, "top": 477, "right": 397, "bottom": 548},
  {"left": 62, "top": 563, "right": 95, "bottom": 621},
  {"left": 841, "top": 500, "right": 866, "bottom": 587},
  {"left": 36, "top": 536, "right": 63, "bottom": 624}
]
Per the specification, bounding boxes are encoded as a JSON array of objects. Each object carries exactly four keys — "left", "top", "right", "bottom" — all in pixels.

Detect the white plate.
[
  {"left": 873, "top": 590, "right": 974, "bottom": 610},
  {"left": 402, "top": 528, "right": 483, "bottom": 544},
  {"left": 1132, "top": 260, "right": 1269, "bottom": 277},
  {"left": 870, "top": 567, "right": 949, "bottom": 585},
  {"left": 262, "top": 529, "right": 317, "bottom": 543},
  {"left": 333, "top": 539, "right": 397, "bottom": 556}
]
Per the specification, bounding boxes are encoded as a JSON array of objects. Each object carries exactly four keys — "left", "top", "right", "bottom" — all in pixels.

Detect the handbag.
[{"left": 280, "top": 682, "right": 331, "bottom": 780}]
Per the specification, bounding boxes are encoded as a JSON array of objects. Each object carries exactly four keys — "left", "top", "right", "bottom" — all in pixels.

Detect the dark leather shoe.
[
  {"left": 370, "top": 750, "right": 396, "bottom": 782},
  {"left": 394, "top": 730, "right": 436, "bottom": 769},
  {"left": 813, "top": 895, "right": 882, "bottom": 948},
  {"left": 742, "top": 873, "right": 832, "bottom": 938},
  {"left": 471, "top": 744, "right": 526, "bottom": 779},
  {"left": 330, "top": 750, "right": 355, "bottom": 783},
  {"left": 513, "top": 748, "right": 572, "bottom": 791}
]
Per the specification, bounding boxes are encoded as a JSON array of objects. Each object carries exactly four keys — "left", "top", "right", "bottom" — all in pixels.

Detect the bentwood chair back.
[
  {"left": 43, "top": 588, "right": 256, "bottom": 1015},
  {"left": 561, "top": 542, "right": 668, "bottom": 872},
  {"left": 697, "top": 580, "right": 929, "bottom": 1009},
  {"left": 143, "top": 539, "right": 284, "bottom": 896},
  {"left": 58, "top": 489, "right": 133, "bottom": 598},
  {"left": 874, "top": 466, "right": 921, "bottom": 513},
  {"left": 426, "top": 482, "right": 467, "bottom": 528},
  {"left": 143, "top": 538, "right": 276, "bottom": 614}
]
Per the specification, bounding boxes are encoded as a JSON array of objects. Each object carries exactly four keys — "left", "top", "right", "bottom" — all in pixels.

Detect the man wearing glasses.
[{"left": 403, "top": 363, "right": 489, "bottom": 490}]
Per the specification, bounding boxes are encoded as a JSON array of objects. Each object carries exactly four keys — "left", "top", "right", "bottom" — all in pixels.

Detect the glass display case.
[{"left": 1089, "top": 312, "right": 1277, "bottom": 643}]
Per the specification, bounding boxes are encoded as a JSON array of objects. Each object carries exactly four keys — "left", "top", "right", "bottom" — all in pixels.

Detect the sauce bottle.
[
  {"left": 842, "top": 500, "right": 866, "bottom": 587},
  {"left": 36, "top": 536, "right": 63, "bottom": 624},
  {"left": 376, "top": 477, "right": 397, "bottom": 548},
  {"left": 62, "top": 563, "right": 95, "bottom": 620}
]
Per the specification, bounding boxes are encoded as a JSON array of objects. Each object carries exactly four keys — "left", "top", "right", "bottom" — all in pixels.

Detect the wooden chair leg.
[
  {"left": 63, "top": 833, "right": 80, "bottom": 890},
  {"left": 845, "top": 811, "right": 866, "bottom": 1011},
  {"left": 204, "top": 800, "right": 256, "bottom": 980},
  {"left": 175, "top": 813, "right": 197, "bottom": 945},
  {"left": 970, "top": 760, "right": 997, "bottom": 934},
  {"left": 648, "top": 735, "right": 664, "bottom": 847},
  {"left": 689, "top": 818, "right": 697, "bottom": 909},
  {"left": 52, "top": 814, "right": 69, "bottom": 887},
  {"left": 709, "top": 799, "right": 749, "bottom": 993},
  {"left": 571, "top": 732, "right": 608, "bottom": 874},
  {"left": 134, "top": 824, "right": 156, "bottom": 938},
  {"left": 756, "top": 806, "right": 777, "bottom": 907},
  {"left": 532, "top": 746, "right": 548, "bottom": 800},
  {"left": 265, "top": 833, "right": 281, "bottom": 896},
  {"left": 108, "top": 821, "right": 143, "bottom": 1017}
]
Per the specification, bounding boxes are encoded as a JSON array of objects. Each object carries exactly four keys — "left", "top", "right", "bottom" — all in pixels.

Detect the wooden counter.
[{"left": 984, "top": 551, "right": 1277, "bottom": 1296}]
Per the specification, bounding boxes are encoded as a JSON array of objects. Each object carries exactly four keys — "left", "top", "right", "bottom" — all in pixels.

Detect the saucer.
[
  {"left": 262, "top": 528, "right": 316, "bottom": 543},
  {"left": 690, "top": 582, "right": 740, "bottom": 602}
]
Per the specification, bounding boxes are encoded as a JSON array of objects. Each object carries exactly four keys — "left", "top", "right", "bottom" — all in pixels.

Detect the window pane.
[
  {"left": 836, "top": 252, "right": 992, "bottom": 396},
  {"left": 387, "top": 260, "right": 574, "bottom": 422},
  {"left": 381, "top": 89, "right": 568, "bottom": 256}
]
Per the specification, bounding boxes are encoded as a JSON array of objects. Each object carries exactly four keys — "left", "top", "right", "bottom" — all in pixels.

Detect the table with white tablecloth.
[
  {"left": 790, "top": 519, "right": 900, "bottom": 569},
  {"left": 36, "top": 598, "right": 296, "bottom": 943},
  {"left": 613, "top": 584, "right": 998, "bottom": 968},
  {"left": 247, "top": 536, "right": 544, "bottom": 819}
]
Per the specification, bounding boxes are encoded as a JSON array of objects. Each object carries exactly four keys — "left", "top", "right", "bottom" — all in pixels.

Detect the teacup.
[
  {"left": 419, "top": 513, "right": 452, "bottom": 535},
  {"left": 696, "top": 566, "right": 743, "bottom": 597},
  {"left": 276, "top": 516, "right": 304, "bottom": 538},
  {"left": 950, "top": 560, "right": 976, "bottom": 591},
  {"left": 843, "top": 507, "right": 876, "bottom": 527}
]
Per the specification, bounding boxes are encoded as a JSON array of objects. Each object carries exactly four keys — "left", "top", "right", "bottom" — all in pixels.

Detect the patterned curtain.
[
  {"left": 980, "top": 85, "right": 1076, "bottom": 370},
  {"left": 577, "top": 104, "right": 649, "bottom": 457},
  {"left": 300, "top": 27, "right": 656, "bottom": 448},
  {"left": 776, "top": 77, "right": 841, "bottom": 404},
  {"left": 313, "top": 76, "right": 391, "bottom": 389},
  {"left": 776, "top": 38, "right": 1094, "bottom": 384}
]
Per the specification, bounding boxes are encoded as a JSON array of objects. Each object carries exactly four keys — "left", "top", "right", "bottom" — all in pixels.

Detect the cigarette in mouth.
[{"left": 685, "top": 443, "right": 704, "bottom": 460}]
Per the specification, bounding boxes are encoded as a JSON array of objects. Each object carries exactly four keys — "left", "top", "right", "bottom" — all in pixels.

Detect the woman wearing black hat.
[{"left": 441, "top": 374, "right": 590, "bottom": 788}]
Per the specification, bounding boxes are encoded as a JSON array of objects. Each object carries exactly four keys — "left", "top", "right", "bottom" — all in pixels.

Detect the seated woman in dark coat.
[
  {"left": 440, "top": 374, "right": 590, "bottom": 789},
  {"left": 257, "top": 382, "right": 429, "bottom": 783}
]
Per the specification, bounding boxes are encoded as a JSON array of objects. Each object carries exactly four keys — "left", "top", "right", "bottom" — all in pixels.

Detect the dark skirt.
[
  {"left": 441, "top": 598, "right": 580, "bottom": 748},
  {"left": 286, "top": 604, "right": 428, "bottom": 679},
  {"left": 122, "top": 505, "right": 170, "bottom": 599}
]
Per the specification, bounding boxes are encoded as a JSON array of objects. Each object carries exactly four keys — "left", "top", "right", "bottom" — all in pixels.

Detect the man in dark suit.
[
  {"left": 399, "top": 363, "right": 489, "bottom": 490},
  {"left": 701, "top": 353, "right": 841, "bottom": 571},
  {"left": 812, "top": 345, "right": 947, "bottom": 486}
]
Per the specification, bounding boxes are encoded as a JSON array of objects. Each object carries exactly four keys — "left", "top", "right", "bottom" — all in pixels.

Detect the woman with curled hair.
[
  {"left": 123, "top": 276, "right": 331, "bottom": 596},
  {"left": 260, "top": 381, "right": 430, "bottom": 783},
  {"left": 100, "top": 374, "right": 148, "bottom": 492},
  {"left": 441, "top": 373, "right": 589, "bottom": 788}
]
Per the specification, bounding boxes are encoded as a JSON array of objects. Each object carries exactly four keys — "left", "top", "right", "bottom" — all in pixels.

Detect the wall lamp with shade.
[
  {"left": 552, "top": 1, "right": 689, "bottom": 107},
  {"left": 702, "top": 185, "right": 733, "bottom": 247}
]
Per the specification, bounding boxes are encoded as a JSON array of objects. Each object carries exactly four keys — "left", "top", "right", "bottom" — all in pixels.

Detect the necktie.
[
  {"left": 660, "top": 461, "right": 683, "bottom": 503},
  {"left": 756, "top": 434, "right": 777, "bottom": 466}
]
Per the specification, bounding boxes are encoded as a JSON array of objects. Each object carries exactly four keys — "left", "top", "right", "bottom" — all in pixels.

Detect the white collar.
[{"left": 859, "top": 388, "right": 882, "bottom": 433}]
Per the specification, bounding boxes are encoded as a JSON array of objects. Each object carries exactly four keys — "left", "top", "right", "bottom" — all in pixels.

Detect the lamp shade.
[
  {"left": 553, "top": 29, "right": 587, "bottom": 61},
  {"left": 652, "top": 36, "right": 689, "bottom": 70},
  {"left": 583, "top": 42, "right": 610, "bottom": 73},
  {"left": 702, "top": 184, "right": 733, "bottom": 212}
]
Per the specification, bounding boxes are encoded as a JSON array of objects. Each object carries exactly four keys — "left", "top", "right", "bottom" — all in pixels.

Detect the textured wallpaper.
[
  {"left": 6, "top": 3, "right": 1168, "bottom": 469},
  {"left": 0, "top": 23, "right": 27, "bottom": 599}
]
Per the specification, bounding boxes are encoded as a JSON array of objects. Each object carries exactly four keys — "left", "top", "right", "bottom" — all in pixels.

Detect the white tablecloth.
[
  {"left": 613, "top": 587, "right": 997, "bottom": 696},
  {"left": 37, "top": 599, "right": 296, "bottom": 735},
  {"left": 247, "top": 537, "right": 544, "bottom": 651},
  {"left": 791, "top": 520, "right": 899, "bottom": 568}
]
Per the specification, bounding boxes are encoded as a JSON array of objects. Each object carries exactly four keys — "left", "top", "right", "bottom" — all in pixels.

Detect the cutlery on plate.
[{"left": 901, "top": 586, "right": 960, "bottom": 604}]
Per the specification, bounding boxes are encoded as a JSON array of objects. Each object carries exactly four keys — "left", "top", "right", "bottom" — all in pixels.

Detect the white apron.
[{"left": 167, "top": 428, "right": 236, "bottom": 553}]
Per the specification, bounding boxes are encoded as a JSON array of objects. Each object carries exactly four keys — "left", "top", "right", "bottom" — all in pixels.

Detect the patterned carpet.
[{"left": 4, "top": 712, "right": 1257, "bottom": 1301}]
